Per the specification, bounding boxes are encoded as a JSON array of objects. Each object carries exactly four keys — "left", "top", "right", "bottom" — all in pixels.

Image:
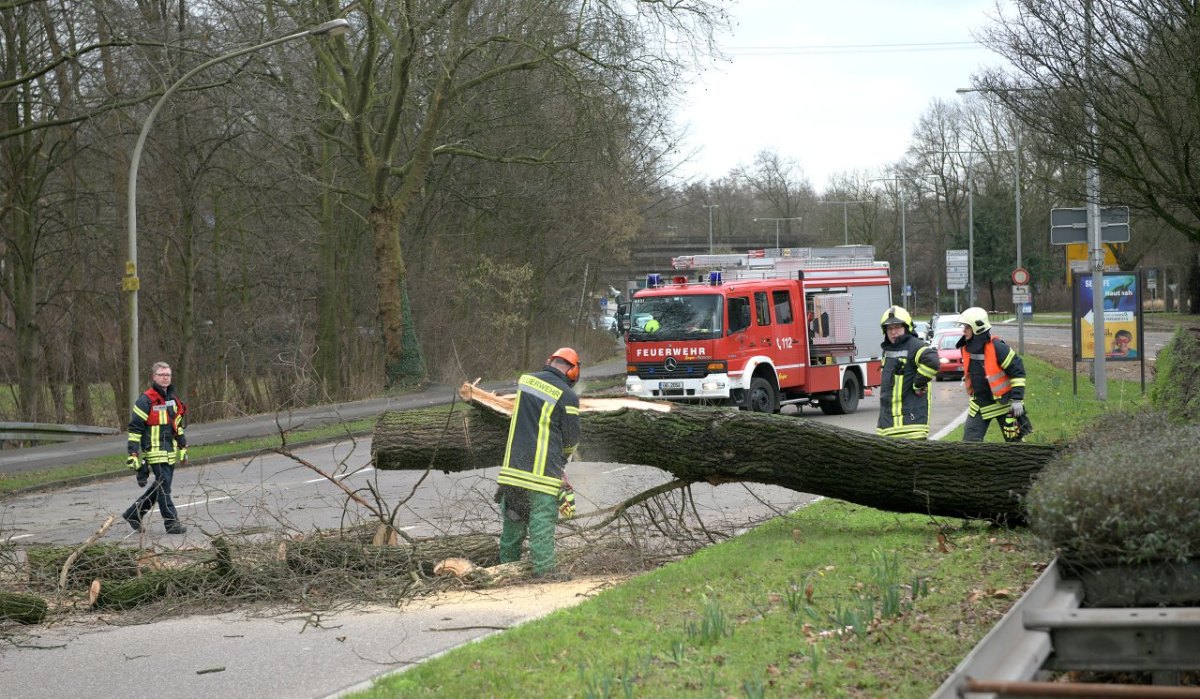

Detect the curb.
[{"left": 4, "top": 429, "right": 374, "bottom": 498}]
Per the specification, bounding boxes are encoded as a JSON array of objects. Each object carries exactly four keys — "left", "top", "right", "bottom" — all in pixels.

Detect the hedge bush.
[
  {"left": 1148, "top": 326, "right": 1200, "bottom": 422},
  {"left": 1026, "top": 326, "right": 1200, "bottom": 570},
  {"left": 1024, "top": 410, "right": 1200, "bottom": 568}
]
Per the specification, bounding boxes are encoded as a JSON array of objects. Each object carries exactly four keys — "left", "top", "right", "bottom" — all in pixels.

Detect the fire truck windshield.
[{"left": 628, "top": 294, "right": 723, "bottom": 341}]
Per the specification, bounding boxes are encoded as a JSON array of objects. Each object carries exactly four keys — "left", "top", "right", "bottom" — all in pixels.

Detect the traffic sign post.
[
  {"left": 1050, "top": 206, "right": 1130, "bottom": 245},
  {"left": 946, "top": 249, "right": 968, "bottom": 290},
  {"left": 945, "top": 249, "right": 968, "bottom": 312}
]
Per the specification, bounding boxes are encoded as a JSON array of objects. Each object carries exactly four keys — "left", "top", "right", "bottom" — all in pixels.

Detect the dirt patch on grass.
[{"left": 1025, "top": 342, "right": 1147, "bottom": 382}]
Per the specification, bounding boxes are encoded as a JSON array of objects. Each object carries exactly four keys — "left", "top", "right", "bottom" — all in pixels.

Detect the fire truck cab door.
[
  {"left": 730, "top": 288, "right": 804, "bottom": 384},
  {"left": 763, "top": 286, "right": 806, "bottom": 386}
]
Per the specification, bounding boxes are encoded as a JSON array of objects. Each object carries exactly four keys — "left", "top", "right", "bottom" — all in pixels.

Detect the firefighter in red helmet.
[{"left": 494, "top": 347, "right": 582, "bottom": 579}]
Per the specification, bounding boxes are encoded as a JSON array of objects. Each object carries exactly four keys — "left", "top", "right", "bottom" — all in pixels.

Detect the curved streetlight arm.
[{"left": 124, "top": 18, "right": 351, "bottom": 409}]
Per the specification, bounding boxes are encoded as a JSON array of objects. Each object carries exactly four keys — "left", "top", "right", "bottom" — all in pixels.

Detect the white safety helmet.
[{"left": 959, "top": 307, "right": 991, "bottom": 333}]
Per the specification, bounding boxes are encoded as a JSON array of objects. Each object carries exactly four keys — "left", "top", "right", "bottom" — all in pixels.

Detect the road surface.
[{"left": 0, "top": 331, "right": 1103, "bottom": 698}]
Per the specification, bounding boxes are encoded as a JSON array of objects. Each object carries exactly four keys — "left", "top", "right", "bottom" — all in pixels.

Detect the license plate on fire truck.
[{"left": 661, "top": 381, "right": 683, "bottom": 389}]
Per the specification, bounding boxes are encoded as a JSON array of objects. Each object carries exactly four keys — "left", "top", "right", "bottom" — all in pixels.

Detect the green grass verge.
[
  {"left": 356, "top": 502, "right": 1041, "bottom": 698},
  {"left": 349, "top": 354, "right": 1148, "bottom": 698},
  {"left": 0, "top": 419, "right": 375, "bottom": 494},
  {"left": 939, "top": 353, "right": 1148, "bottom": 442}
]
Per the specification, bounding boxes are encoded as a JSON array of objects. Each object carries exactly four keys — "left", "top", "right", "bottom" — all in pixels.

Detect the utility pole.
[
  {"left": 869, "top": 176, "right": 935, "bottom": 310},
  {"left": 703, "top": 204, "right": 719, "bottom": 254},
  {"left": 819, "top": 200, "right": 868, "bottom": 245},
  {"left": 956, "top": 88, "right": 1028, "bottom": 354},
  {"left": 753, "top": 216, "right": 802, "bottom": 250},
  {"left": 1086, "top": 0, "right": 1107, "bottom": 400}
]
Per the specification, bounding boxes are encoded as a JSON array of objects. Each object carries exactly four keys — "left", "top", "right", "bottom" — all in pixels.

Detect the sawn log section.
[{"left": 371, "top": 384, "right": 1064, "bottom": 524}]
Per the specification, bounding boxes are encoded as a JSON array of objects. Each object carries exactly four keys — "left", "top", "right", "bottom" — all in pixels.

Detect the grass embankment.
[
  {"left": 353, "top": 356, "right": 1148, "bottom": 699},
  {"left": 0, "top": 419, "right": 375, "bottom": 494}
]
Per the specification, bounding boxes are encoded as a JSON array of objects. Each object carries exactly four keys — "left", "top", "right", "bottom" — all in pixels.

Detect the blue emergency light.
[
  {"left": 646, "top": 273, "right": 663, "bottom": 288},
  {"left": 708, "top": 271, "right": 723, "bottom": 286}
]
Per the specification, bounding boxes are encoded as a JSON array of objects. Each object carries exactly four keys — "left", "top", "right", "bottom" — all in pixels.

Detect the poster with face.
[{"left": 1074, "top": 272, "right": 1140, "bottom": 361}]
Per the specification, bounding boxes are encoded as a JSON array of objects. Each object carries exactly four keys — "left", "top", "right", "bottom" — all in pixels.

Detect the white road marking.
[
  {"left": 933, "top": 409, "right": 969, "bottom": 441},
  {"left": 177, "top": 495, "right": 233, "bottom": 509},
  {"left": 304, "top": 467, "right": 374, "bottom": 484}
]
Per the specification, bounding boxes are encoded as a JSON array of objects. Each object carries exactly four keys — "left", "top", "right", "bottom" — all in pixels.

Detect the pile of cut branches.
[{"left": 0, "top": 526, "right": 504, "bottom": 626}]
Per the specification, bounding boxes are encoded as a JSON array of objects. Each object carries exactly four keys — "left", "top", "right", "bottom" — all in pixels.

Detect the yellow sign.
[{"left": 1065, "top": 243, "right": 1118, "bottom": 286}]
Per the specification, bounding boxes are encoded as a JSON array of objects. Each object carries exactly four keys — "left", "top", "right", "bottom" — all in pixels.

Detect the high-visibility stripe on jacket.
[
  {"left": 497, "top": 366, "right": 581, "bottom": 497},
  {"left": 960, "top": 335, "right": 1026, "bottom": 417},
  {"left": 128, "top": 384, "right": 187, "bottom": 465},
  {"left": 876, "top": 333, "right": 940, "bottom": 439}
]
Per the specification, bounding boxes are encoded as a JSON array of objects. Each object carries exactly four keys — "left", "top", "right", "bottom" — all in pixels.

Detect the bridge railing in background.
[{"left": 0, "top": 422, "right": 119, "bottom": 448}]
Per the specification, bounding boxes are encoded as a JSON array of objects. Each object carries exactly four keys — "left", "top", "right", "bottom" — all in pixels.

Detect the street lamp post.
[
  {"left": 124, "top": 19, "right": 351, "bottom": 409},
  {"left": 702, "top": 204, "right": 719, "bottom": 253},
  {"left": 753, "top": 216, "right": 802, "bottom": 250},
  {"left": 956, "top": 87, "right": 1026, "bottom": 354},
  {"left": 818, "top": 200, "right": 867, "bottom": 245},
  {"left": 869, "top": 176, "right": 935, "bottom": 310},
  {"left": 924, "top": 148, "right": 1014, "bottom": 311}
]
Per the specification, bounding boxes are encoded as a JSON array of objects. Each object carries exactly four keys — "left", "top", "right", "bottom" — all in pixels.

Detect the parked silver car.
[{"left": 929, "top": 313, "right": 961, "bottom": 340}]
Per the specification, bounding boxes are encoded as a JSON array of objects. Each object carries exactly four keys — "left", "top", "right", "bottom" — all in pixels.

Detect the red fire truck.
[{"left": 624, "top": 246, "right": 892, "bottom": 414}]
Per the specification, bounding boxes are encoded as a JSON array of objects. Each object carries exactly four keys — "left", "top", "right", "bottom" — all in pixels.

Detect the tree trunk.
[{"left": 371, "top": 385, "right": 1064, "bottom": 524}]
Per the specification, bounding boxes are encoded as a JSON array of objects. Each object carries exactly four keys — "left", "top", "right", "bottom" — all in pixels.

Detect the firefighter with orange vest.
[
  {"left": 494, "top": 347, "right": 582, "bottom": 578},
  {"left": 877, "top": 306, "right": 940, "bottom": 439},
  {"left": 955, "top": 307, "right": 1031, "bottom": 442}
]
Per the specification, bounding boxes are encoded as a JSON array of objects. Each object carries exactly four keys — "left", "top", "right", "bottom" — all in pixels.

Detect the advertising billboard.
[{"left": 1072, "top": 271, "right": 1142, "bottom": 361}]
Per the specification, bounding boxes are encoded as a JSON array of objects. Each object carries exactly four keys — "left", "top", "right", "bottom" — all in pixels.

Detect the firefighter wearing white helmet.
[
  {"left": 876, "top": 305, "right": 940, "bottom": 439},
  {"left": 955, "top": 307, "right": 1031, "bottom": 442}
]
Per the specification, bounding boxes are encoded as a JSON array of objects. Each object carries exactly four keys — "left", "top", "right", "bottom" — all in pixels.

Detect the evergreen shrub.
[{"left": 1024, "top": 410, "right": 1200, "bottom": 568}]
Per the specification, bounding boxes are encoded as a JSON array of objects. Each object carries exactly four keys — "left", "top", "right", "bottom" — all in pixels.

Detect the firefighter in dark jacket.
[
  {"left": 122, "top": 361, "right": 189, "bottom": 534},
  {"left": 494, "top": 347, "right": 582, "bottom": 578},
  {"left": 956, "top": 307, "right": 1030, "bottom": 442},
  {"left": 877, "top": 306, "right": 940, "bottom": 439}
]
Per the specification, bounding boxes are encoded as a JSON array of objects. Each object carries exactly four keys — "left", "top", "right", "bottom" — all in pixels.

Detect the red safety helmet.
[{"left": 548, "top": 347, "right": 581, "bottom": 384}]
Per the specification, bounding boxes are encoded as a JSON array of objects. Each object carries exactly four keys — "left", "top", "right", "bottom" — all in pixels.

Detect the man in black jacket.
[
  {"left": 876, "top": 306, "right": 940, "bottom": 439},
  {"left": 122, "top": 361, "right": 189, "bottom": 534}
]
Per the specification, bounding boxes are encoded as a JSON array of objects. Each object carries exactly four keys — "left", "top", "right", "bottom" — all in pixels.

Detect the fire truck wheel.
[
  {"left": 742, "top": 376, "right": 779, "bottom": 413},
  {"left": 819, "top": 371, "right": 861, "bottom": 415}
]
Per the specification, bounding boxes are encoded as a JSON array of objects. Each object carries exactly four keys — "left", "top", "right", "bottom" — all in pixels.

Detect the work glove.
[
  {"left": 136, "top": 465, "right": 149, "bottom": 488},
  {"left": 558, "top": 484, "right": 576, "bottom": 520},
  {"left": 127, "top": 454, "right": 140, "bottom": 470},
  {"left": 178, "top": 447, "right": 188, "bottom": 463},
  {"left": 1009, "top": 400, "right": 1025, "bottom": 418},
  {"left": 1001, "top": 416, "right": 1023, "bottom": 442},
  {"left": 913, "top": 384, "right": 927, "bottom": 397}
]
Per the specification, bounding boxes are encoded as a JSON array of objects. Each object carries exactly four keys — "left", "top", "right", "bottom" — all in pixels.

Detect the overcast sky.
[{"left": 673, "top": 0, "right": 1009, "bottom": 192}]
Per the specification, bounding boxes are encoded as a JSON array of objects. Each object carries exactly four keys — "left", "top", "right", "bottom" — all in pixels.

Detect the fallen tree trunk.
[{"left": 371, "top": 384, "right": 1065, "bottom": 524}]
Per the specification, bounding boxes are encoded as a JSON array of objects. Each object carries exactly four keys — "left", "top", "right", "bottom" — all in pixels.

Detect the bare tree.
[
  {"left": 301, "top": 0, "right": 724, "bottom": 387},
  {"left": 975, "top": 0, "right": 1200, "bottom": 310},
  {"left": 737, "top": 149, "right": 816, "bottom": 248}
]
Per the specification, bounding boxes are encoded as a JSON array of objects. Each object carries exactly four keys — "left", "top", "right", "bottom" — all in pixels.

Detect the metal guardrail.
[
  {"left": 934, "top": 558, "right": 1200, "bottom": 698},
  {"left": 0, "top": 422, "right": 119, "bottom": 445}
]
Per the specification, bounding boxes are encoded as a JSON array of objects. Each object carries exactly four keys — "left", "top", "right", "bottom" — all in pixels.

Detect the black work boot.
[
  {"left": 164, "top": 521, "right": 187, "bottom": 535},
  {"left": 122, "top": 512, "right": 142, "bottom": 532}
]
